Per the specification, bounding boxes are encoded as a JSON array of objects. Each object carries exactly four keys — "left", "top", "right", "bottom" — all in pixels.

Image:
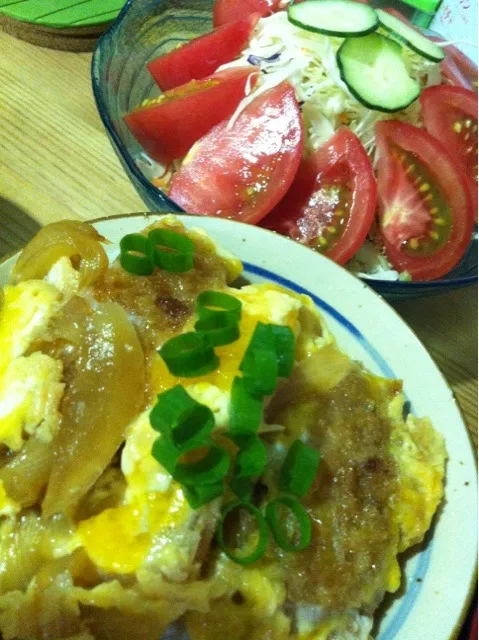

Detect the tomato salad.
[{"left": 125, "top": 0, "right": 478, "bottom": 282}]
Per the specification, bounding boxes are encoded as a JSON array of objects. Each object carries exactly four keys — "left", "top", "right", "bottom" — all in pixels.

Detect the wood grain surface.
[{"left": 0, "top": 30, "right": 477, "bottom": 452}]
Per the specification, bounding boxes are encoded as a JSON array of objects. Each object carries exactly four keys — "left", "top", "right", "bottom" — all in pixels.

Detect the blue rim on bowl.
[{"left": 91, "top": 0, "right": 478, "bottom": 300}]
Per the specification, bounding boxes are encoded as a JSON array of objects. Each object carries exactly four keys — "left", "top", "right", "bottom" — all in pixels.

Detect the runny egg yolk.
[
  {"left": 151, "top": 286, "right": 302, "bottom": 394},
  {"left": 79, "top": 286, "right": 303, "bottom": 576},
  {"left": 78, "top": 485, "right": 188, "bottom": 574}
]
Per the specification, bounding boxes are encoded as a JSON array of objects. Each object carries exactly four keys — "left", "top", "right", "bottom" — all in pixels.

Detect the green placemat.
[{"left": 0, "top": 0, "right": 125, "bottom": 28}]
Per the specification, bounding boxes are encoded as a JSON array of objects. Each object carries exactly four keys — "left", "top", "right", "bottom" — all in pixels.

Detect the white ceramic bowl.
[{"left": 1, "top": 213, "right": 476, "bottom": 640}]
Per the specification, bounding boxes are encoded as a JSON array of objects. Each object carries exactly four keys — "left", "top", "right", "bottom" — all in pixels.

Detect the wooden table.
[{"left": 0, "top": 27, "right": 477, "bottom": 638}]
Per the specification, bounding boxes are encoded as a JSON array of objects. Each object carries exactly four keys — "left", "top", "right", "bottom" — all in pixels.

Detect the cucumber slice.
[
  {"left": 337, "top": 34, "right": 421, "bottom": 113},
  {"left": 376, "top": 9, "right": 445, "bottom": 62},
  {"left": 288, "top": 0, "right": 379, "bottom": 38}
]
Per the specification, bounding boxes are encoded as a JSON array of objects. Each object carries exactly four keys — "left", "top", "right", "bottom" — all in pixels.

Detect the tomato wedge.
[
  {"left": 169, "top": 82, "right": 303, "bottom": 224},
  {"left": 148, "top": 14, "right": 259, "bottom": 91},
  {"left": 261, "top": 128, "right": 377, "bottom": 265},
  {"left": 213, "top": 0, "right": 281, "bottom": 27},
  {"left": 124, "top": 67, "right": 258, "bottom": 165},
  {"left": 433, "top": 41, "right": 478, "bottom": 92},
  {"left": 420, "top": 85, "right": 478, "bottom": 221},
  {"left": 375, "top": 120, "right": 473, "bottom": 281},
  {"left": 213, "top": 0, "right": 369, "bottom": 25}
]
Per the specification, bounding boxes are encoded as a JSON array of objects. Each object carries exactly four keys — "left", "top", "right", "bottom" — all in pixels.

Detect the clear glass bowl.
[{"left": 91, "top": 0, "right": 478, "bottom": 301}]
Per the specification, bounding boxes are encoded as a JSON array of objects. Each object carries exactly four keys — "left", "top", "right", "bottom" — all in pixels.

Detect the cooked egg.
[
  {"left": 0, "top": 353, "right": 64, "bottom": 451},
  {"left": 77, "top": 283, "right": 323, "bottom": 577},
  {"left": 78, "top": 409, "right": 191, "bottom": 577},
  {"left": 78, "top": 409, "right": 219, "bottom": 581},
  {"left": 0, "top": 280, "right": 62, "bottom": 369},
  {"left": 388, "top": 394, "right": 447, "bottom": 553},
  {"left": 0, "top": 280, "right": 67, "bottom": 451},
  {"left": 0, "top": 219, "right": 446, "bottom": 640},
  {"left": 151, "top": 283, "right": 329, "bottom": 430}
]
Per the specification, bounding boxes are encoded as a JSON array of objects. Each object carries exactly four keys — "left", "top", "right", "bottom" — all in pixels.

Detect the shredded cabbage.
[
  {"left": 143, "top": 11, "right": 449, "bottom": 282},
  {"left": 219, "top": 12, "right": 441, "bottom": 155}
]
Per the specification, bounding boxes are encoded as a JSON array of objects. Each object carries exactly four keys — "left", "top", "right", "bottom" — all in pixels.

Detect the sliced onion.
[
  {"left": 12, "top": 221, "right": 108, "bottom": 289},
  {"left": 42, "top": 302, "right": 145, "bottom": 518},
  {"left": 0, "top": 437, "right": 52, "bottom": 508}
]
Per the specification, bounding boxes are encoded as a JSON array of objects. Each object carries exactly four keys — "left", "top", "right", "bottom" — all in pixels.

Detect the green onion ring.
[
  {"left": 232, "top": 435, "right": 267, "bottom": 479},
  {"left": 265, "top": 496, "right": 312, "bottom": 552},
  {"left": 174, "top": 443, "right": 231, "bottom": 486},
  {"left": 229, "top": 476, "right": 254, "bottom": 500},
  {"left": 183, "top": 482, "right": 224, "bottom": 509},
  {"left": 270, "top": 324, "right": 295, "bottom": 378},
  {"left": 119, "top": 233, "right": 154, "bottom": 276},
  {"left": 150, "top": 385, "right": 214, "bottom": 452},
  {"left": 197, "top": 291, "right": 242, "bottom": 323},
  {"left": 217, "top": 499, "right": 269, "bottom": 565},
  {"left": 152, "top": 438, "right": 230, "bottom": 486},
  {"left": 194, "top": 314, "right": 240, "bottom": 347},
  {"left": 279, "top": 439, "right": 321, "bottom": 498},
  {"left": 243, "top": 323, "right": 295, "bottom": 379},
  {"left": 151, "top": 435, "right": 181, "bottom": 476},
  {"left": 147, "top": 228, "right": 194, "bottom": 273},
  {"left": 229, "top": 377, "right": 263, "bottom": 437},
  {"left": 241, "top": 348, "right": 278, "bottom": 398},
  {"left": 159, "top": 332, "right": 219, "bottom": 377}
]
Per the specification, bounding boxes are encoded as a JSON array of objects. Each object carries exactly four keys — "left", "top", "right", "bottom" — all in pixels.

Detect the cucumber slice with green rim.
[
  {"left": 376, "top": 9, "right": 445, "bottom": 62},
  {"left": 288, "top": 0, "right": 379, "bottom": 38},
  {"left": 337, "top": 33, "right": 421, "bottom": 113}
]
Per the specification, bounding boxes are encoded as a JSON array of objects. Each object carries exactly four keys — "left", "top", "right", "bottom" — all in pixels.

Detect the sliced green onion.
[
  {"left": 265, "top": 496, "right": 312, "bottom": 552},
  {"left": 153, "top": 437, "right": 230, "bottom": 486},
  {"left": 149, "top": 385, "right": 197, "bottom": 433},
  {"left": 149, "top": 385, "right": 214, "bottom": 451},
  {"left": 229, "top": 476, "right": 254, "bottom": 500},
  {"left": 243, "top": 323, "right": 295, "bottom": 379},
  {"left": 229, "top": 377, "right": 263, "bottom": 437},
  {"left": 197, "top": 291, "right": 242, "bottom": 323},
  {"left": 241, "top": 348, "right": 278, "bottom": 398},
  {"left": 183, "top": 482, "right": 224, "bottom": 509},
  {"left": 232, "top": 435, "right": 267, "bottom": 479},
  {"left": 147, "top": 228, "right": 194, "bottom": 273},
  {"left": 270, "top": 324, "right": 295, "bottom": 378},
  {"left": 120, "top": 233, "right": 154, "bottom": 276},
  {"left": 280, "top": 440, "right": 320, "bottom": 498},
  {"left": 151, "top": 435, "right": 181, "bottom": 476},
  {"left": 174, "top": 443, "right": 230, "bottom": 486},
  {"left": 159, "top": 332, "right": 219, "bottom": 377},
  {"left": 217, "top": 500, "right": 269, "bottom": 565},
  {"left": 243, "top": 322, "right": 273, "bottom": 354},
  {"left": 194, "top": 314, "right": 240, "bottom": 347}
]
